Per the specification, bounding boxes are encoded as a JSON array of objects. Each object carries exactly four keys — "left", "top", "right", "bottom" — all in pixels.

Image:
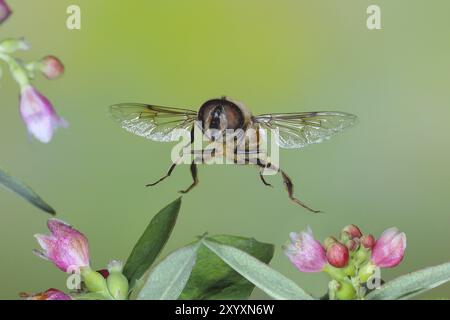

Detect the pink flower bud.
[
  {"left": 21, "top": 288, "right": 72, "bottom": 300},
  {"left": 19, "top": 85, "right": 67, "bottom": 143},
  {"left": 342, "top": 224, "right": 362, "bottom": 239},
  {"left": 371, "top": 227, "right": 406, "bottom": 268},
  {"left": 361, "top": 234, "right": 376, "bottom": 249},
  {"left": 34, "top": 219, "right": 90, "bottom": 273},
  {"left": 0, "top": 0, "right": 11, "bottom": 24},
  {"left": 326, "top": 242, "right": 349, "bottom": 268},
  {"left": 284, "top": 226, "right": 327, "bottom": 272},
  {"left": 345, "top": 239, "right": 359, "bottom": 251},
  {"left": 40, "top": 56, "right": 65, "bottom": 80}
]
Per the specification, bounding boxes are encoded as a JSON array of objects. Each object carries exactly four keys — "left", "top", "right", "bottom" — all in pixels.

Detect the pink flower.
[
  {"left": 19, "top": 85, "right": 67, "bottom": 143},
  {"left": 22, "top": 288, "right": 72, "bottom": 300},
  {"left": 326, "top": 242, "right": 349, "bottom": 268},
  {"left": 0, "top": 0, "right": 12, "bottom": 24},
  {"left": 284, "top": 226, "right": 327, "bottom": 272},
  {"left": 371, "top": 227, "right": 406, "bottom": 268},
  {"left": 40, "top": 56, "right": 65, "bottom": 80},
  {"left": 34, "top": 219, "right": 90, "bottom": 273}
]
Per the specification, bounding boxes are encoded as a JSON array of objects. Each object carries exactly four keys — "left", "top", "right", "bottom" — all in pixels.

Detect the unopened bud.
[
  {"left": 361, "top": 234, "right": 376, "bottom": 249},
  {"left": 342, "top": 224, "right": 362, "bottom": 239},
  {"left": 106, "top": 260, "right": 128, "bottom": 300},
  {"left": 358, "top": 262, "right": 377, "bottom": 283},
  {"left": 335, "top": 281, "right": 356, "bottom": 300},
  {"left": 326, "top": 242, "right": 349, "bottom": 268},
  {"left": 39, "top": 55, "right": 64, "bottom": 80},
  {"left": 340, "top": 231, "right": 351, "bottom": 243},
  {"left": 81, "top": 267, "right": 108, "bottom": 294},
  {"left": 346, "top": 239, "right": 360, "bottom": 251}
]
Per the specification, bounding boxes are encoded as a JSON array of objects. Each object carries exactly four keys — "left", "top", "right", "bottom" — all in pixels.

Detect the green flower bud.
[
  {"left": 107, "top": 273, "right": 129, "bottom": 300},
  {"left": 358, "top": 262, "right": 377, "bottom": 283},
  {"left": 106, "top": 260, "right": 129, "bottom": 300},
  {"left": 81, "top": 267, "right": 109, "bottom": 294},
  {"left": 335, "top": 281, "right": 357, "bottom": 300}
]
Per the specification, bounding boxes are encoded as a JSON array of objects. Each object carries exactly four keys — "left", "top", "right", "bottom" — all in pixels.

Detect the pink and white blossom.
[
  {"left": 19, "top": 85, "right": 67, "bottom": 143},
  {"left": 371, "top": 227, "right": 406, "bottom": 268},
  {"left": 34, "top": 219, "right": 90, "bottom": 273},
  {"left": 284, "top": 226, "right": 327, "bottom": 272}
]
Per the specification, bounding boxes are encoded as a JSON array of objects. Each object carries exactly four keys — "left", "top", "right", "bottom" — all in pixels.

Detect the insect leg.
[
  {"left": 179, "top": 161, "right": 199, "bottom": 194},
  {"left": 280, "top": 170, "right": 321, "bottom": 213},
  {"left": 259, "top": 170, "right": 273, "bottom": 187},
  {"left": 146, "top": 158, "right": 181, "bottom": 187},
  {"left": 147, "top": 131, "right": 195, "bottom": 188},
  {"left": 255, "top": 157, "right": 275, "bottom": 188}
]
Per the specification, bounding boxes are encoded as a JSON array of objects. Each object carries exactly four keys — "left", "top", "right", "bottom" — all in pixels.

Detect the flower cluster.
[
  {"left": 24, "top": 219, "right": 129, "bottom": 300},
  {"left": 0, "top": 1, "right": 67, "bottom": 143},
  {"left": 284, "top": 224, "right": 406, "bottom": 300}
]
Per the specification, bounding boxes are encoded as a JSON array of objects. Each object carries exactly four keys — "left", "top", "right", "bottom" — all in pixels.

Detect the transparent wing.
[
  {"left": 110, "top": 103, "right": 198, "bottom": 142},
  {"left": 254, "top": 111, "right": 358, "bottom": 149}
]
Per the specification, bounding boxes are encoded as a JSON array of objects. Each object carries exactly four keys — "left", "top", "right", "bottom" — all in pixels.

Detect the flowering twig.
[
  {"left": 0, "top": 2, "right": 67, "bottom": 143},
  {"left": 284, "top": 224, "right": 407, "bottom": 300}
]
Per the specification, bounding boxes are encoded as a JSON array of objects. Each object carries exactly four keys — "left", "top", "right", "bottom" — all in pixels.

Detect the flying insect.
[{"left": 110, "top": 97, "right": 357, "bottom": 213}]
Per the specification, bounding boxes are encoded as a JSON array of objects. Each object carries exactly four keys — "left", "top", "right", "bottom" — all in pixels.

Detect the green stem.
[{"left": 0, "top": 52, "right": 30, "bottom": 88}]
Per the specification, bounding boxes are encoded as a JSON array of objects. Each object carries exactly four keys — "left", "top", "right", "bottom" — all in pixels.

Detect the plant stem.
[{"left": 0, "top": 52, "right": 30, "bottom": 88}]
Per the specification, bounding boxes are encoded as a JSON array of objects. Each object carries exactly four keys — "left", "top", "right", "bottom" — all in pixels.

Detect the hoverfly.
[{"left": 110, "top": 97, "right": 357, "bottom": 213}]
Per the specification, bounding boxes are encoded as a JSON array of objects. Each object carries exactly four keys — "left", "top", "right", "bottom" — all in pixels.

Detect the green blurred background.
[{"left": 1, "top": 0, "right": 449, "bottom": 299}]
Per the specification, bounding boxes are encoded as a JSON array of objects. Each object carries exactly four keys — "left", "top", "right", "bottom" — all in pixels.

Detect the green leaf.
[
  {"left": 366, "top": 262, "right": 450, "bottom": 300},
  {"left": 0, "top": 167, "right": 55, "bottom": 215},
  {"left": 180, "top": 235, "right": 274, "bottom": 300},
  {"left": 137, "top": 241, "right": 201, "bottom": 300},
  {"left": 202, "top": 239, "right": 314, "bottom": 300},
  {"left": 124, "top": 197, "right": 182, "bottom": 288}
]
